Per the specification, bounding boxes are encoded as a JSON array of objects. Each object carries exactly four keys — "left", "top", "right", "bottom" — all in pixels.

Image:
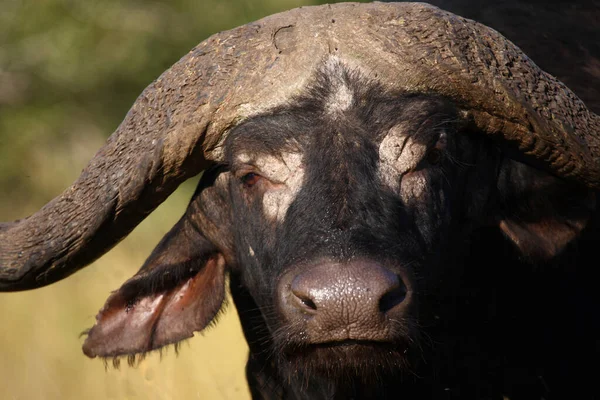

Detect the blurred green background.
[{"left": 0, "top": 1, "right": 366, "bottom": 399}]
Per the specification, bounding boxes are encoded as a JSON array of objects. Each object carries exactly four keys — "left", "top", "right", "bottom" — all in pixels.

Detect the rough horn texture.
[
  {"left": 418, "top": 0, "right": 600, "bottom": 115},
  {"left": 1, "top": 2, "right": 598, "bottom": 290}
]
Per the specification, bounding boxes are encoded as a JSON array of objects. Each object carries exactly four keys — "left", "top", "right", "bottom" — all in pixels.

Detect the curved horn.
[{"left": 2, "top": 2, "right": 598, "bottom": 290}]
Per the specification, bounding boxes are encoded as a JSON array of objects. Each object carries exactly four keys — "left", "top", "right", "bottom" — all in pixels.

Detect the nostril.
[
  {"left": 290, "top": 276, "right": 319, "bottom": 312},
  {"left": 379, "top": 285, "right": 407, "bottom": 313},
  {"left": 298, "top": 295, "right": 317, "bottom": 311},
  {"left": 291, "top": 289, "right": 318, "bottom": 311}
]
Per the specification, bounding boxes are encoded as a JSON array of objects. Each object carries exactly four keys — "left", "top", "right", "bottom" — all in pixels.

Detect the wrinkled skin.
[{"left": 82, "top": 60, "right": 598, "bottom": 399}]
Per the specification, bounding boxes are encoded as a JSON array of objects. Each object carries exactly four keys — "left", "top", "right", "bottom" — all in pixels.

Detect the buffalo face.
[{"left": 223, "top": 63, "right": 489, "bottom": 380}]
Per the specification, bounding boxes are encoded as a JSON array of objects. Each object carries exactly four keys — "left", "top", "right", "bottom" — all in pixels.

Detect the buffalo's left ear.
[
  {"left": 83, "top": 168, "right": 232, "bottom": 359},
  {"left": 495, "top": 159, "right": 596, "bottom": 261}
]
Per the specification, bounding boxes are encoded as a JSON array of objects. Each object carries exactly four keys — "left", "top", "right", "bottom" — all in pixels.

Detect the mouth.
[
  {"left": 279, "top": 338, "right": 413, "bottom": 379},
  {"left": 307, "top": 339, "right": 399, "bottom": 350}
]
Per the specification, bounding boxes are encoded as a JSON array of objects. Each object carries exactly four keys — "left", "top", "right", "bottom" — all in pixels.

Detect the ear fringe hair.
[
  {"left": 81, "top": 295, "right": 229, "bottom": 371},
  {"left": 97, "top": 340, "right": 187, "bottom": 371}
]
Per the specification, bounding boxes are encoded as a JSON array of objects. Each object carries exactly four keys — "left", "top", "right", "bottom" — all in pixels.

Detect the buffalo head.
[{"left": 1, "top": 2, "right": 598, "bottom": 398}]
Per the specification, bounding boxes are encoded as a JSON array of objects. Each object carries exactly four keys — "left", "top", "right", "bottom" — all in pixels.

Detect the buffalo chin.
[{"left": 277, "top": 339, "right": 417, "bottom": 383}]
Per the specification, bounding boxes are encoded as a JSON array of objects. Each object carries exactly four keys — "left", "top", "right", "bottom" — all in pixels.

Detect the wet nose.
[{"left": 284, "top": 260, "right": 409, "bottom": 340}]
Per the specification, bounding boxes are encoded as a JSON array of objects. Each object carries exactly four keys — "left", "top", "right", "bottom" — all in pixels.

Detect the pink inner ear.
[
  {"left": 82, "top": 255, "right": 226, "bottom": 358},
  {"left": 499, "top": 217, "right": 588, "bottom": 261}
]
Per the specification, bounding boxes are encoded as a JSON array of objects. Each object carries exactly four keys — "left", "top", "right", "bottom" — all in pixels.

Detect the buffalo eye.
[
  {"left": 426, "top": 148, "right": 443, "bottom": 165},
  {"left": 426, "top": 131, "right": 447, "bottom": 165},
  {"left": 241, "top": 172, "right": 262, "bottom": 188}
]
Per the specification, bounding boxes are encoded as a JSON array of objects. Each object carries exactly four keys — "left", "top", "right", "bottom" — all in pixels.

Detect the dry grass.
[{"left": 0, "top": 179, "right": 251, "bottom": 400}]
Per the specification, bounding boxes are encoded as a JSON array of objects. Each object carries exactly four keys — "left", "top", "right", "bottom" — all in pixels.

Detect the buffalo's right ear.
[
  {"left": 494, "top": 159, "right": 596, "bottom": 261},
  {"left": 83, "top": 167, "right": 232, "bottom": 359}
]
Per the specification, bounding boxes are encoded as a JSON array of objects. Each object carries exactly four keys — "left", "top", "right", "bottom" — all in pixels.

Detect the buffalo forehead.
[
  {"left": 323, "top": 57, "right": 355, "bottom": 115},
  {"left": 226, "top": 62, "right": 449, "bottom": 209}
]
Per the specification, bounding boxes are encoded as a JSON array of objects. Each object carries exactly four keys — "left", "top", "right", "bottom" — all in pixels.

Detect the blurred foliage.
[
  {"left": 0, "top": 0, "right": 366, "bottom": 399},
  {"left": 0, "top": 0, "right": 364, "bottom": 215}
]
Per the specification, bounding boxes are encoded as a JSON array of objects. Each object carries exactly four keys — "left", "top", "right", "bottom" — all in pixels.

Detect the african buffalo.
[{"left": 1, "top": 2, "right": 599, "bottom": 399}]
